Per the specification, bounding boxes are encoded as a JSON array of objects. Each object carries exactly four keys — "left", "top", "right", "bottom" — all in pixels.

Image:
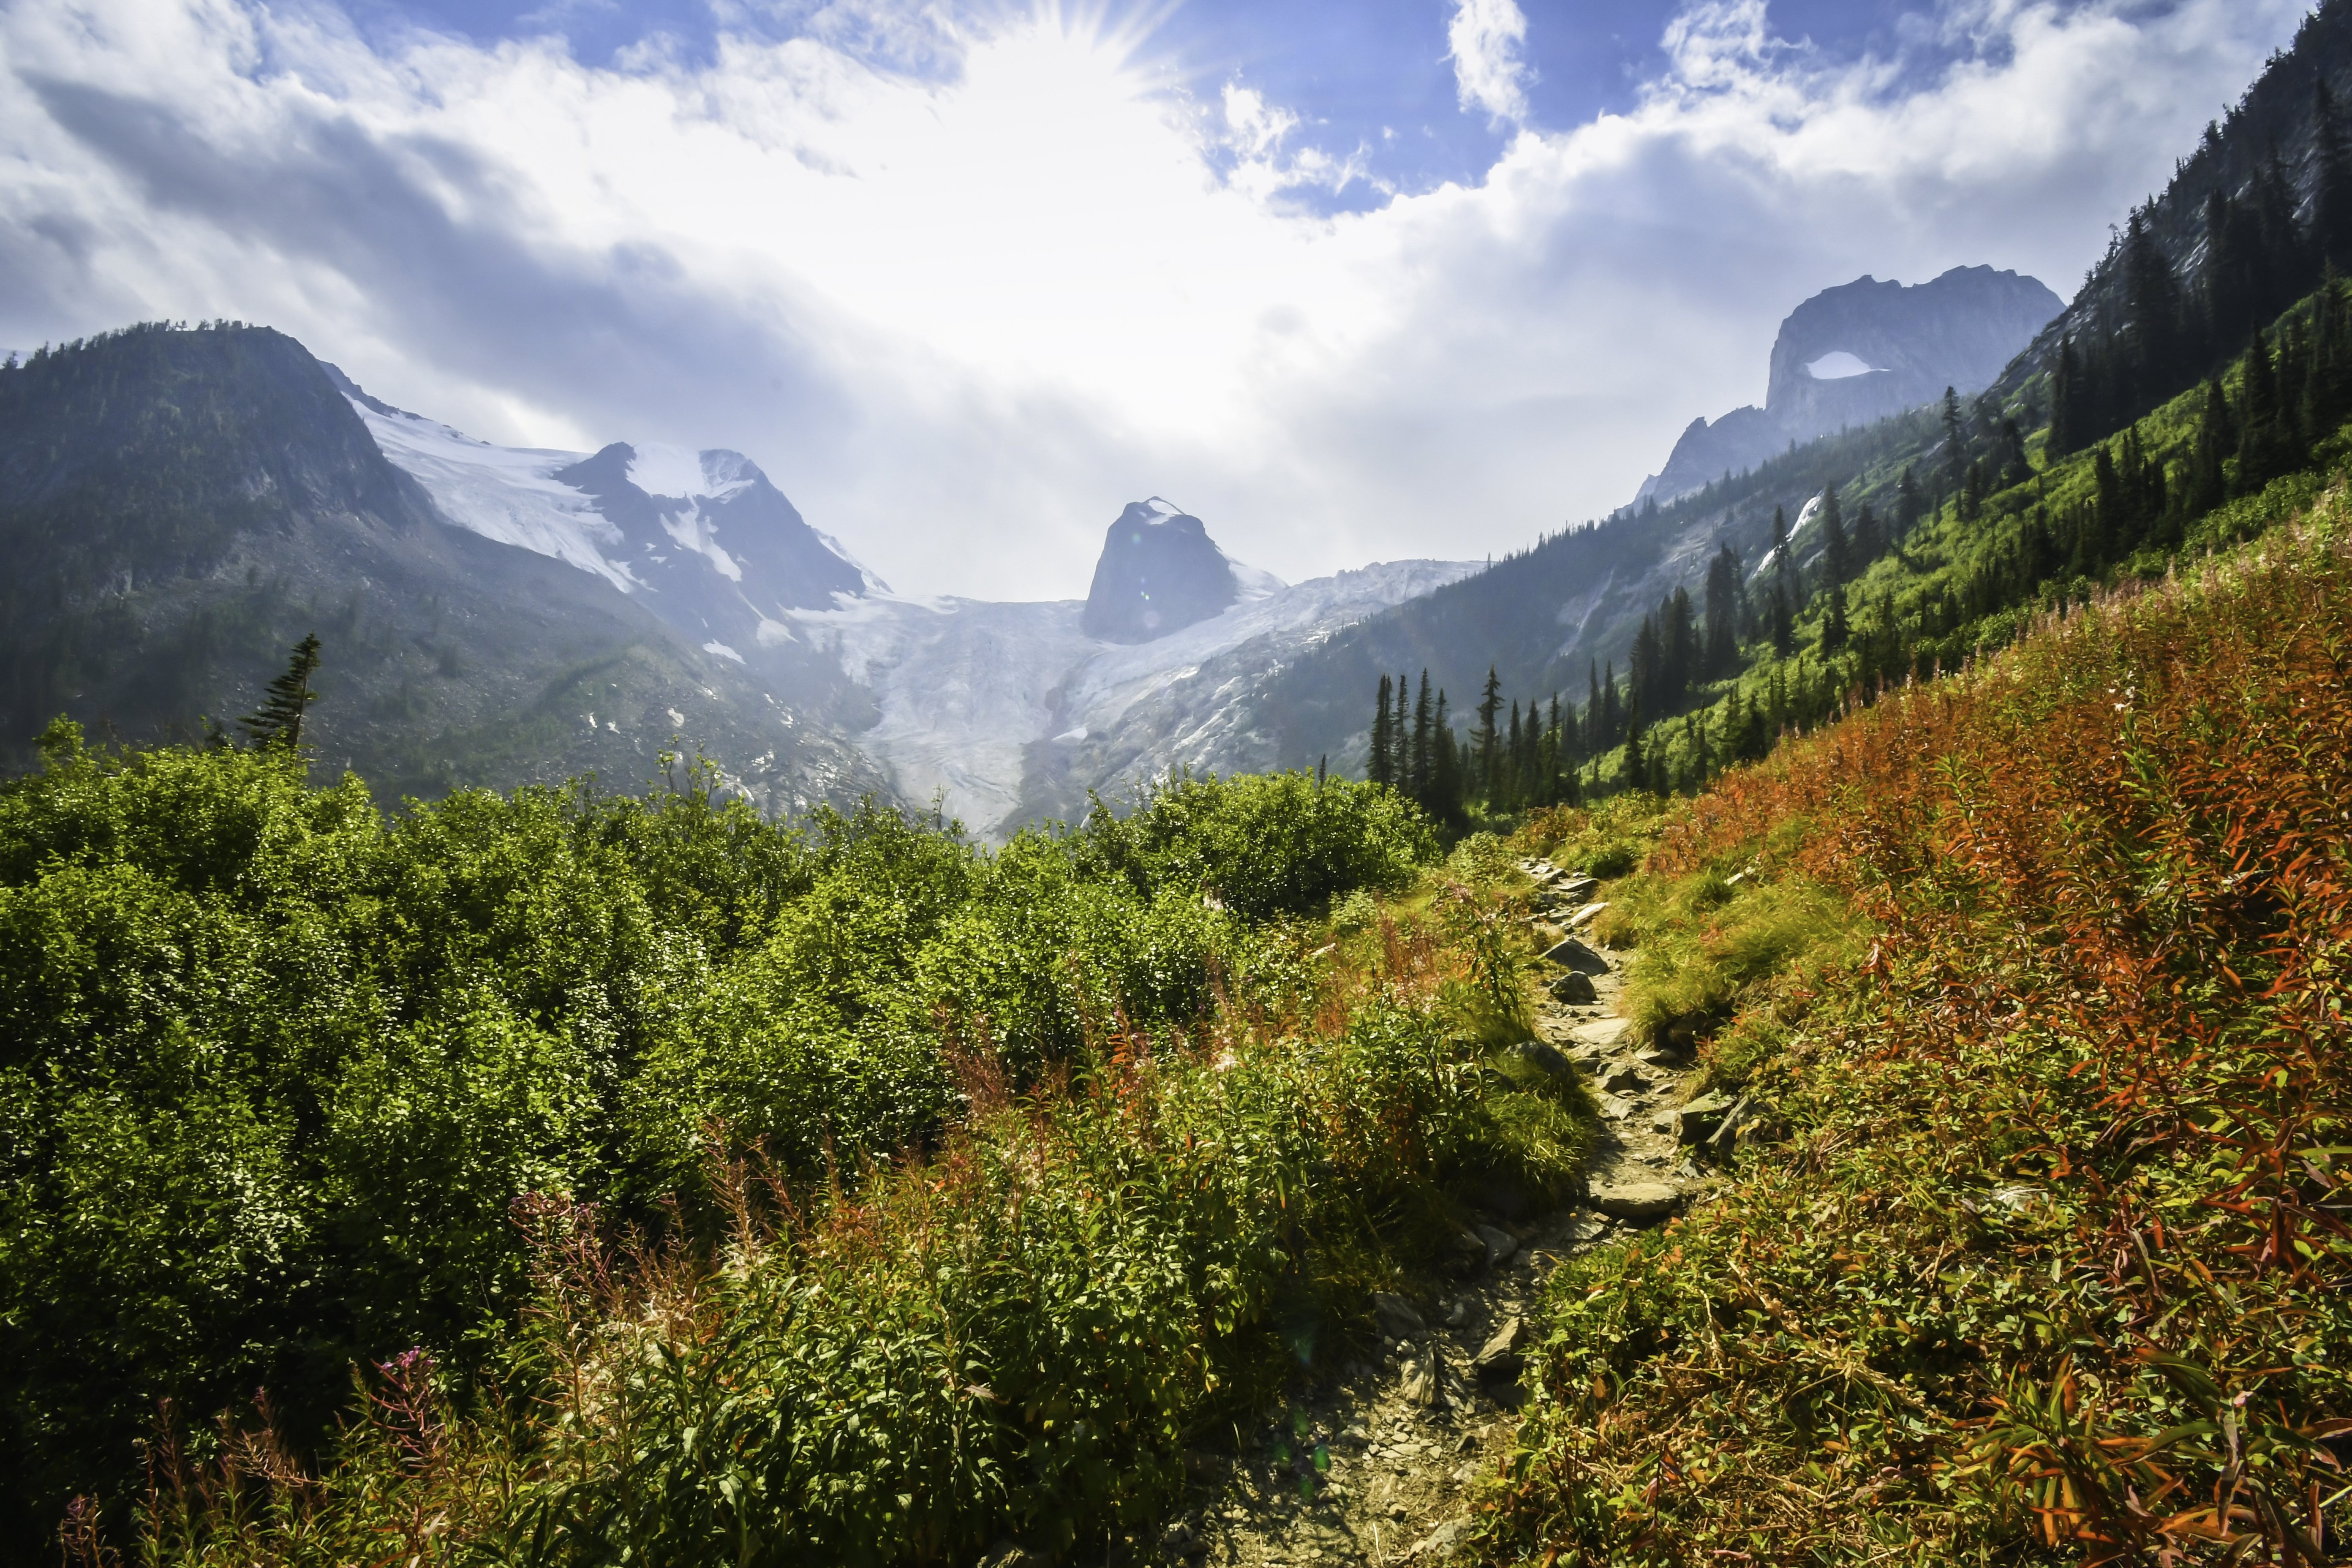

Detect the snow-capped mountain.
[
  {"left": 331, "top": 368, "right": 870, "bottom": 676},
  {"left": 789, "top": 503, "right": 1476, "bottom": 839},
  {"left": 296, "top": 371, "right": 1474, "bottom": 831}
]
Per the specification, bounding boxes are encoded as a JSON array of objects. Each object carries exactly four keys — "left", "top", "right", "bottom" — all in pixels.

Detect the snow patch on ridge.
[
  {"left": 345, "top": 397, "right": 639, "bottom": 591},
  {"left": 789, "top": 558, "right": 1478, "bottom": 841}
]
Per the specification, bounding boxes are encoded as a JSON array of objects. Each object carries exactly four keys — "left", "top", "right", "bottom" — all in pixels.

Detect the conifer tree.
[
  {"left": 1429, "top": 690, "right": 1462, "bottom": 824},
  {"left": 1474, "top": 667, "right": 1503, "bottom": 797},
  {"left": 240, "top": 634, "right": 323, "bottom": 752},
  {"left": 1585, "top": 663, "right": 1603, "bottom": 756},
  {"left": 1701, "top": 544, "right": 1742, "bottom": 677},
  {"left": 1369, "top": 674, "right": 1393, "bottom": 786},
  {"left": 2238, "top": 326, "right": 2290, "bottom": 491},
  {"left": 1819, "top": 485, "right": 1850, "bottom": 591},
  {"left": 1621, "top": 697, "right": 1644, "bottom": 791},
  {"left": 1769, "top": 582, "right": 1794, "bottom": 658},
  {"left": 2050, "top": 338, "right": 2086, "bottom": 457},
  {"left": 1895, "top": 466, "right": 1925, "bottom": 539},
  {"left": 1852, "top": 503, "right": 1883, "bottom": 566},
  {"left": 2318, "top": 82, "right": 2352, "bottom": 270},
  {"left": 1600, "top": 662, "right": 1622, "bottom": 746},
  {"left": 1939, "top": 389, "right": 1967, "bottom": 497},
  {"left": 2185, "top": 378, "right": 2234, "bottom": 517},
  {"left": 1821, "top": 578, "right": 1849, "bottom": 655},
  {"left": 1391, "top": 674, "right": 1413, "bottom": 786},
  {"left": 1410, "top": 671, "right": 1435, "bottom": 796}
]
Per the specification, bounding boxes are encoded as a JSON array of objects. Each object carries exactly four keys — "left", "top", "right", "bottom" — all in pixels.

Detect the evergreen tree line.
[{"left": 2049, "top": 82, "right": 2352, "bottom": 458}]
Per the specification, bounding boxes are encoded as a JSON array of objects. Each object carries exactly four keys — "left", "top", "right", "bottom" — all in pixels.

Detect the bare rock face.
[
  {"left": 1764, "top": 267, "right": 2064, "bottom": 436},
  {"left": 1081, "top": 498, "right": 1239, "bottom": 643},
  {"left": 1637, "top": 266, "right": 2061, "bottom": 507}
]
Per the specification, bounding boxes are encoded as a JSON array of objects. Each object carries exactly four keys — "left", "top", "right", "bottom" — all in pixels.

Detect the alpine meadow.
[{"left": 7, "top": 1, "right": 2352, "bottom": 1566}]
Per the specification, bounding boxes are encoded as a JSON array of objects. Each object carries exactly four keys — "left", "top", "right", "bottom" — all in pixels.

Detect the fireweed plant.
[{"left": 1486, "top": 504, "right": 2352, "bottom": 1564}]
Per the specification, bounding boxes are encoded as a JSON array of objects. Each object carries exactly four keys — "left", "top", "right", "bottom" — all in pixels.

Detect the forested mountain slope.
[
  {"left": 1257, "top": 0, "right": 2352, "bottom": 790},
  {"left": 0, "top": 324, "right": 886, "bottom": 810}
]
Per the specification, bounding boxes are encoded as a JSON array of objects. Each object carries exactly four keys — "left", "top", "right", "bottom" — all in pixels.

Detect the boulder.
[
  {"left": 1503, "top": 1038, "right": 1579, "bottom": 1082},
  {"left": 1548, "top": 970, "right": 1598, "bottom": 1004},
  {"left": 1601, "top": 1063, "right": 1647, "bottom": 1094},
  {"left": 1408, "top": 1518, "right": 1473, "bottom": 1560},
  {"left": 1372, "top": 1291, "right": 1425, "bottom": 1339},
  {"left": 1473, "top": 1223, "right": 1519, "bottom": 1268},
  {"left": 1567, "top": 901, "right": 1610, "bottom": 930},
  {"left": 1401, "top": 1352, "right": 1445, "bottom": 1407},
  {"left": 1590, "top": 1178, "right": 1682, "bottom": 1223},
  {"left": 1540, "top": 935, "right": 1611, "bottom": 975},
  {"left": 1675, "top": 1090, "right": 1736, "bottom": 1145},
  {"left": 1572, "top": 1017, "right": 1633, "bottom": 1048},
  {"left": 1472, "top": 1315, "right": 1527, "bottom": 1382}
]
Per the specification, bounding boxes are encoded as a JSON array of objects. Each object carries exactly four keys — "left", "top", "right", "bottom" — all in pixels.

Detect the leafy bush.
[
  {"left": 1076, "top": 771, "right": 1436, "bottom": 923},
  {"left": 0, "top": 738, "right": 1444, "bottom": 1541}
]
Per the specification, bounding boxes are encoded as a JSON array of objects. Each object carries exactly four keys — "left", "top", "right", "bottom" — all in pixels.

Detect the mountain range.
[{"left": 55, "top": 37, "right": 2352, "bottom": 830}]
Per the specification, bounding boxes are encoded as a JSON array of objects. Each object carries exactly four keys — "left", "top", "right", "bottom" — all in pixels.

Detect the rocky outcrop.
[
  {"left": 1636, "top": 266, "right": 2062, "bottom": 507},
  {"left": 1080, "top": 498, "right": 1241, "bottom": 642}
]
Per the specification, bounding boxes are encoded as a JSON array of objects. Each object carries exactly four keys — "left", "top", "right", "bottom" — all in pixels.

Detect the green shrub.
[{"left": 1077, "top": 771, "right": 1436, "bottom": 923}]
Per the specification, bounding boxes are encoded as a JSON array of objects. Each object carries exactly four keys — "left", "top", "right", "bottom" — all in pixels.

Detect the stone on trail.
[
  {"left": 1600, "top": 1063, "right": 1647, "bottom": 1094},
  {"left": 1675, "top": 1090, "right": 1736, "bottom": 1144},
  {"left": 1502, "top": 1039, "right": 1578, "bottom": 1081},
  {"left": 1572, "top": 1017, "right": 1633, "bottom": 1048},
  {"left": 1408, "top": 1518, "right": 1474, "bottom": 1559},
  {"left": 1472, "top": 1315, "right": 1526, "bottom": 1382},
  {"left": 1590, "top": 1178, "right": 1682, "bottom": 1223},
  {"left": 1401, "top": 1352, "right": 1445, "bottom": 1407},
  {"left": 1548, "top": 969, "right": 1598, "bottom": 1004},
  {"left": 1372, "top": 1292, "right": 1425, "bottom": 1340},
  {"left": 1539, "top": 935, "right": 1610, "bottom": 974},
  {"left": 1473, "top": 1223, "right": 1518, "bottom": 1267}
]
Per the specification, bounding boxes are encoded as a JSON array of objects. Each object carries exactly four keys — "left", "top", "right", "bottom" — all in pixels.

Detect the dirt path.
[{"left": 1134, "top": 859, "right": 1706, "bottom": 1568}]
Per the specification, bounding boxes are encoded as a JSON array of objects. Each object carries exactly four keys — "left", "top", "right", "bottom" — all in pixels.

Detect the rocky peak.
[
  {"left": 1081, "top": 498, "right": 1241, "bottom": 643},
  {"left": 1762, "top": 266, "right": 2062, "bottom": 435},
  {"left": 1633, "top": 266, "right": 2061, "bottom": 509}
]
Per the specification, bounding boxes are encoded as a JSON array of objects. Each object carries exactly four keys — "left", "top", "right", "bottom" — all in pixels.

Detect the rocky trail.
[{"left": 1032, "top": 858, "right": 1727, "bottom": 1568}]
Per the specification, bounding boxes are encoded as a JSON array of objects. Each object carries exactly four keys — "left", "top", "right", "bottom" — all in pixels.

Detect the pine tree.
[
  {"left": 2121, "top": 207, "right": 2187, "bottom": 392},
  {"left": 2050, "top": 338, "right": 2086, "bottom": 458},
  {"left": 2184, "top": 378, "right": 2233, "bottom": 517},
  {"left": 1391, "top": 674, "right": 1413, "bottom": 786},
  {"left": 1474, "top": 666, "right": 1504, "bottom": 798},
  {"left": 1600, "top": 661, "right": 1622, "bottom": 745},
  {"left": 1701, "top": 544, "right": 1741, "bottom": 677},
  {"left": 1429, "top": 690, "right": 1462, "bottom": 825},
  {"left": 1939, "top": 388, "right": 1967, "bottom": 498},
  {"left": 1895, "top": 466, "right": 1925, "bottom": 539},
  {"left": 1769, "top": 581, "right": 1794, "bottom": 658},
  {"left": 1664, "top": 586, "right": 1697, "bottom": 705},
  {"left": 240, "top": 634, "right": 323, "bottom": 752},
  {"left": 1819, "top": 485, "right": 1850, "bottom": 591},
  {"left": 2238, "top": 327, "right": 2291, "bottom": 491},
  {"left": 1410, "top": 671, "right": 1435, "bottom": 795},
  {"left": 2317, "top": 82, "right": 2352, "bottom": 270},
  {"left": 1770, "top": 504, "right": 1793, "bottom": 588},
  {"left": 1821, "top": 578, "right": 1849, "bottom": 655},
  {"left": 1621, "top": 697, "right": 1645, "bottom": 791},
  {"left": 1585, "top": 663, "right": 1603, "bottom": 757},
  {"left": 1852, "top": 503, "right": 1883, "bottom": 567},
  {"left": 1369, "top": 674, "right": 1393, "bottom": 786}
]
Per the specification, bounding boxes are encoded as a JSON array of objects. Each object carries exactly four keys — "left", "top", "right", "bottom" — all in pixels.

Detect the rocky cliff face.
[
  {"left": 1081, "top": 499, "right": 1243, "bottom": 642},
  {"left": 1639, "top": 267, "right": 2060, "bottom": 506}
]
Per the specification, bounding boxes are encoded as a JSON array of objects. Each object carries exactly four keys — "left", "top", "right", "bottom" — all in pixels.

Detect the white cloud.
[
  {"left": 1447, "top": 0, "right": 1534, "bottom": 125},
  {"left": 0, "top": 0, "right": 2312, "bottom": 600}
]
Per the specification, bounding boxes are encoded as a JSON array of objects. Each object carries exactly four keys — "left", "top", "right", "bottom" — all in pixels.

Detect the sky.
[{"left": 0, "top": 0, "right": 2316, "bottom": 599}]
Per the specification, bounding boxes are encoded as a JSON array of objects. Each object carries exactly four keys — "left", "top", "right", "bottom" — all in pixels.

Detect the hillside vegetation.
[
  {"left": 1, "top": 739, "right": 1602, "bottom": 1560},
  {"left": 1485, "top": 508, "right": 2352, "bottom": 1562}
]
